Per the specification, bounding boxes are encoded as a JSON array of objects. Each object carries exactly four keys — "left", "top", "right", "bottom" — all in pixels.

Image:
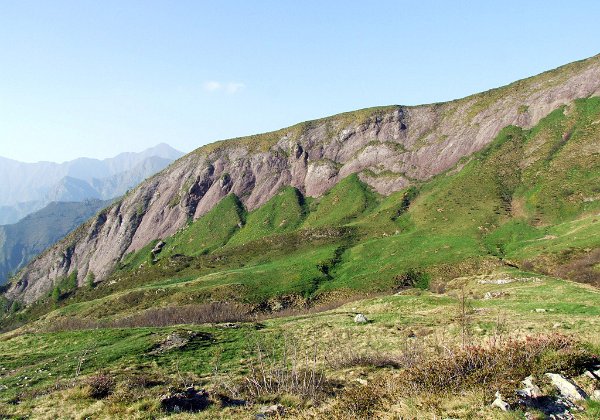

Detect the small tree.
[
  {"left": 86, "top": 271, "right": 95, "bottom": 289},
  {"left": 65, "top": 270, "right": 78, "bottom": 291},
  {"left": 9, "top": 299, "right": 22, "bottom": 314},
  {"left": 0, "top": 296, "right": 10, "bottom": 314},
  {"left": 52, "top": 286, "right": 61, "bottom": 303}
]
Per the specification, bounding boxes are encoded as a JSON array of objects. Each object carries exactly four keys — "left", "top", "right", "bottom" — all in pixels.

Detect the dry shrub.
[
  {"left": 86, "top": 373, "right": 115, "bottom": 399},
  {"left": 396, "top": 334, "right": 596, "bottom": 396},
  {"left": 242, "top": 335, "right": 331, "bottom": 403},
  {"left": 332, "top": 338, "right": 426, "bottom": 370},
  {"left": 111, "top": 302, "right": 251, "bottom": 328},
  {"left": 45, "top": 302, "right": 253, "bottom": 331},
  {"left": 44, "top": 293, "right": 367, "bottom": 333},
  {"left": 45, "top": 317, "right": 101, "bottom": 331},
  {"left": 336, "top": 383, "right": 384, "bottom": 418},
  {"left": 331, "top": 334, "right": 596, "bottom": 416}
]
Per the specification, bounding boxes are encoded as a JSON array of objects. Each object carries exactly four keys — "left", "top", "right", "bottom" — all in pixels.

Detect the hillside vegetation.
[{"left": 1, "top": 75, "right": 600, "bottom": 417}]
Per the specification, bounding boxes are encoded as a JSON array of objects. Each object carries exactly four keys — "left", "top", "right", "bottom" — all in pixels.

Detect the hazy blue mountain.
[
  {"left": 0, "top": 199, "right": 111, "bottom": 284},
  {"left": 0, "top": 143, "right": 183, "bottom": 224},
  {"left": 0, "top": 202, "right": 44, "bottom": 225}
]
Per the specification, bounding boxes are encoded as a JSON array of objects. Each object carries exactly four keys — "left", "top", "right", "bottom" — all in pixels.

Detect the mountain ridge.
[
  {"left": 5, "top": 53, "right": 600, "bottom": 304},
  {"left": 0, "top": 144, "right": 184, "bottom": 224}
]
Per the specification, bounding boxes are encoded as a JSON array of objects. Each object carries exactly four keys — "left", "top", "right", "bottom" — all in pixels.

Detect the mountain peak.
[{"left": 5, "top": 53, "right": 600, "bottom": 304}]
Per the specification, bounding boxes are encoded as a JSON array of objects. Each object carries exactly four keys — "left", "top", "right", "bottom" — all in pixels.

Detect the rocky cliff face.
[{"left": 6, "top": 54, "right": 600, "bottom": 304}]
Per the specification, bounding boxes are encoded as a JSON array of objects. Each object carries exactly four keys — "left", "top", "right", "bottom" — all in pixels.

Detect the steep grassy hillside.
[
  {"left": 1, "top": 63, "right": 600, "bottom": 418},
  {"left": 6, "top": 54, "right": 600, "bottom": 306},
  {"left": 2, "top": 97, "right": 599, "bottom": 330},
  {"left": 227, "top": 187, "right": 306, "bottom": 246}
]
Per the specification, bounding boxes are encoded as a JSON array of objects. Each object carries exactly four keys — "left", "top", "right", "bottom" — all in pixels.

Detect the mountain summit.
[{"left": 4, "top": 54, "right": 600, "bottom": 305}]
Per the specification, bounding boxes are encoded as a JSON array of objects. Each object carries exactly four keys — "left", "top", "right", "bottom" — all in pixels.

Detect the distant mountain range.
[{"left": 0, "top": 143, "right": 183, "bottom": 224}]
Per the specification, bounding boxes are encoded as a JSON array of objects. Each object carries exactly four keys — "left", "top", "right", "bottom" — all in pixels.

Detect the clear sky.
[{"left": 1, "top": 1, "right": 599, "bottom": 163}]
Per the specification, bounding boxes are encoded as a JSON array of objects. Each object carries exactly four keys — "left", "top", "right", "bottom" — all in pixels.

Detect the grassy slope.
[
  {"left": 303, "top": 174, "right": 378, "bottom": 228},
  {"left": 162, "top": 194, "right": 246, "bottom": 257},
  {"left": 227, "top": 187, "right": 306, "bottom": 246},
  {"left": 1, "top": 98, "right": 600, "bottom": 417},
  {"left": 3, "top": 98, "right": 600, "bottom": 328},
  {"left": 2, "top": 270, "right": 600, "bottom": 418}
]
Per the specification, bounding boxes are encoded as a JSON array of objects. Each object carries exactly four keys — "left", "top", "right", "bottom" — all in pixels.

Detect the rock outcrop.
[{"left": 6, "top": 54, "right": 600, "bottom": 304}]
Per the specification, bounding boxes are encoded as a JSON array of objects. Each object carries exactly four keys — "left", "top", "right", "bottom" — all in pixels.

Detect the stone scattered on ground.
[
  {"left": 219, "top": 322, "right": 241, "bottom": 329},
  {"left": 517, "top": 375, "right": 576, "bottom": 419},
  {"left": 517, "top": 376, "right": 542, "bottom": 398},
  {"left": 483, "top": 291, "right": 507, "bottom": 300},
  {"left": 160, "top": 387, "right": 210, "bottom": 413},
  {"left": 545, "top": 373, "right": 588, "bottom": 401},
  {"left": 354, "top": 313, "right": 368, "bottom": 324},
  {"left": 256, "top": 404, "right": 285, "bottom": 418},
  {"left": 150, "top": 330, "right": 210, "bottom": 354},
  {"left": 584, "top": 366, "right": 600, "bottom": 379},
  {"left": 492, "top": 374, "right": 596, "bottom": 419},
  {"left": 491, "top": 391, "right": 510, "bottom": 411},
  {"left": 477, "top": 277, "right": 541, "bottom": 285}
]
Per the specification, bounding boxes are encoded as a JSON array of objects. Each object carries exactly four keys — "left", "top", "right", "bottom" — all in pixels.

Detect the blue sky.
[{"left": 1, "top": 1, "right": 599, "bottom": 163}]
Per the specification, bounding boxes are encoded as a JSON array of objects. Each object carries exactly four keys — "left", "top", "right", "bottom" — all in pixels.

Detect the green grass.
[
  {"left": 3, "top": 61, "right": 600, "bottom": 419},
  {"left": 161, "top": 194, "right": 245, "bottom": 257},
  {"left": 227, "top": 187, "right": 306, "bottom": 246},
  {"left": 304, "top": 174, "right": 378, "bottom": 228},
  {"left": 2, "top": 270, "right": 600, "bottom": 418},
  {"left": 4, "top": 98, "right": 600, "bottom": 331}
]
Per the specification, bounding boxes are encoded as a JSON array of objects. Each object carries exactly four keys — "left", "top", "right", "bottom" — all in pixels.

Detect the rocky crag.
[{"left": 6, "top": 54, "right": 600, "bottom": 304}]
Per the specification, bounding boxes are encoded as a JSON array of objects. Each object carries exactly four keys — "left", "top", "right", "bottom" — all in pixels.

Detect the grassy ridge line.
[{"left": 2, "top": 98, "right": 600, "bottom": 331}]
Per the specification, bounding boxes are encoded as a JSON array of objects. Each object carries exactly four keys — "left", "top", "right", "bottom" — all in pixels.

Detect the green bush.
[{"left": 394, "top": 268, "right": 430, "bottom": 290}]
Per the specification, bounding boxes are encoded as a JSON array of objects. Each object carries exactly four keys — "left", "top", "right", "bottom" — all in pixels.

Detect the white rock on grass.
[
  {"left": 491, "top": 391, "right": 510, "bottom": 411},
  {"left": 592, "top": 390, "right": 600, "bottom": 401},
  {"left": 545, "top": 373, "right": 588, "bottom": 401},
  {"left": 354, "top": 313, "right": 368, "bottom": 324},
  {"left": 584, "top": 367, "right": 600, "bottom": 379},
  {"left": 517, "top": 375, "right": 542, "bottom": 398}
]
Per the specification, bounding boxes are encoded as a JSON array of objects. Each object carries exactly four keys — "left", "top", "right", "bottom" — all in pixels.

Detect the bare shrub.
[
  {"left": 242, "top": 335, "right": 330, "bottom": 402},
  {"left": 86, "top": 373, "right": 115, "bottom": 399},
  {"left": 111, "top": 302, "right": 252, "bottom": 328},
  {"left": 45, "top": 302, "right": 254, "bottom": 331},
  {"left": 331, "top": 337, "right": 426, "bottom": 370},
  {"left": 396, "top": 334, "right": 596, "bottom": 396},
  {"left": 336, "top": 383, "right": 384, "bottom": 418},
  {"left": 328, "top": 334, "right": 597, "bottom": 417}
]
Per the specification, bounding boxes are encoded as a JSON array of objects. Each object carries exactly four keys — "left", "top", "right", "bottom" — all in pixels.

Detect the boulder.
[
  {"left": 256, "top": 404, "right": 285, "bottom": 418},
  {"left": 584, "top": 367, "right": 600, "bottom": 380},
  {"left": 354, "top": 313, "right": 368, "bottom": 324},
  {"left": 517, "top": 375, "right": 542, "bottom": 398},
  {"left": 491, "top": 391, "right": 510, "bottom": 411},
  {"left": 160, "top": 387, "right": 210, "bottom": 413},
  {"left": 151, "top": 240, "right": 166, "bottom": 255},
  {"left": 592, "top": 390, "right": 600, "bottom": 401},
  {"left": 545, "top": 373, "right": 588, "bottom": 401}
]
